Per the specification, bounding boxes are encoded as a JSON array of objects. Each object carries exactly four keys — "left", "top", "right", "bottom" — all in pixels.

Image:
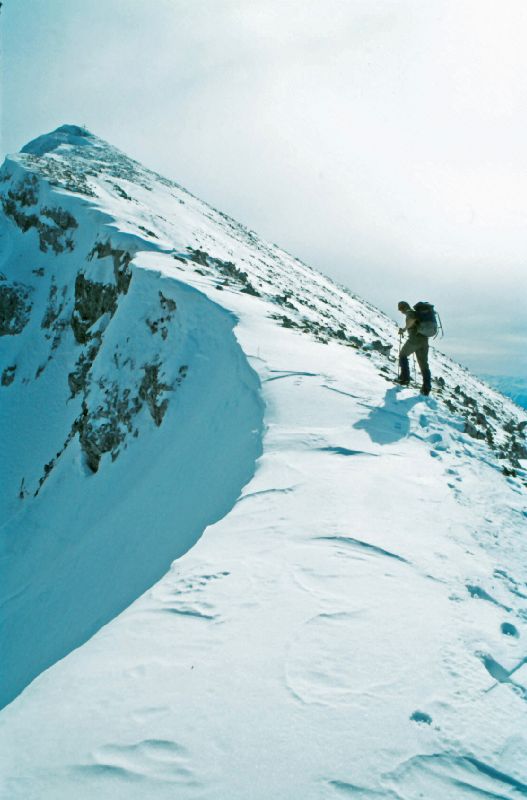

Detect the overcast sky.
[{"left": 2, "top": 0, "right": 526, "bottom": 377}]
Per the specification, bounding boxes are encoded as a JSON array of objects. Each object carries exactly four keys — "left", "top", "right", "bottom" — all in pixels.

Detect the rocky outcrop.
[
  {"left": 71, "top": 274, "right": 118, "bottom": 344},
  {"left": 1, "top": 174, "right": 78, "bottom": 253},
  {"left": 75, "top": 385, "right": 142, "bottom": 474},
  {"left": 186, "top": 248, "right": 261, "bottom": 296},
  {"left": 1, "top": 365, "right": 16, "bottom": 386},
  {"left": 0, "top": 282, "right": 33, "bottom": 336},
  {"left": 88, "top": 240, "right": 132, "bottom": 294},
  {"left": 68, "top": 241, "right": 134, "bottom": 397},
  {"left": 71, "top": 360, "right": 183, "bottom": 474},
  {"left": 67, "top": 343, "right": 100, "bottom": 397},
  {"left": 139, "top": 362, "right": 175, "bottom": 426},
  {"left": 145, "top": 291, "right": 177, "bottom": 339}
]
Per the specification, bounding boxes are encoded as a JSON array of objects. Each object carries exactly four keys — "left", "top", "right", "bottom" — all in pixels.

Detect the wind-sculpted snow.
[
  {"left": 0, "top": 154, "right": 263, "bottom": 708},
  {"left": 0, "top": 127, "right": 526, "bottom": 798}
]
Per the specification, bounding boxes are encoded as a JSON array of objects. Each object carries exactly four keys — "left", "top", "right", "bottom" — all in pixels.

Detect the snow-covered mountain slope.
[{"left": 0, "top": 126, "right": 526, "bottom": 799}]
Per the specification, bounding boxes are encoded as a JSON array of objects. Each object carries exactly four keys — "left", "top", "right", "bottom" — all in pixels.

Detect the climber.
[{"left": 396, "top": 300, "right": 432, "bottom": 396}]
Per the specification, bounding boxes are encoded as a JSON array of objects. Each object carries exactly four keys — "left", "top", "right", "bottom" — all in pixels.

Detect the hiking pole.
[{"left": 396, "top": 330, "right": 402, "bottom": 379}]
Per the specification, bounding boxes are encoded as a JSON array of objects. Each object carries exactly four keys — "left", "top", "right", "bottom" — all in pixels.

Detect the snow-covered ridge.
[
  {"left": 1, "top": 124, "right": 525, "bottom": 704},
  {"left": 4, "top": 125, "right": 526, "bottom": 463},
  {"left": 1, "top": 127, "right": 527, "bottom": 798},
  {"left": 0, "top": 127, "right": 264, "bottom": 708}
]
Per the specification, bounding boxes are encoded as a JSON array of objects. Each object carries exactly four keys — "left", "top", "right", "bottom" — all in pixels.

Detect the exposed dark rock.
[
  {"left": 6, "top": 174, "right": 39, "bottom": 207},
  {"left": 187, "top": 248, "right": 209, "bottom": 267},
  {"left": 35, "top": 427, "right": 77, "bottom": 495},
  {"left": 71, "top": 274, "right": 118, "bottom": 344},
  {"left": 462, "top": 393, "right": 477, "bottom": 408},
  {"left": 112, "top": 184, "right": 132, "bottom": 200},
  {"left": 146, "top": 291, "right": 177, "bottom": 339},
  {"left": 138, "top": 225, "right": 158, "bottom": 239},
  {"left": 41, "top": 206, "right": 78, "bottom": 232},
  {"left": 68, "top": 343, "right": 101, "bottom": 397},
  {"left": 20, "top": 153, "right": 96, "bottom": 196},
  {"left": 75, "top": 383, "right": 142, "bottom": 473},
  {"left": 187, "top": 248, "right": 260, "bottom": 296},
  {"left": 464, "top": 420, "right": 486, "bottom": 440},
  {"left": 88, "top": 240, "right": 133, "bottom": 294},
  {"left": 1, "top": 365, "right": 16, "bottom": 386},
  {"left": 273, "top": 292, "right": 296, "bottom": 310},
  {"left": 241, "top": 284, "right": 261, "bottom": 297},
  {"left": 0, "top": 282, "right": 33, "bottom": 335},
  {"left": 271, "top": 313, "right": 299, "bottom": 330},
  {"left": 361, "top": 323, "right": 376, "bottom": 335},
  {"left": 347, "top": 335, "right": 364, "bottom": 348},
  {"left": 1, "top": 176, "right": 78, "bottom": 253},
  {"left": 1, "top": 198, "right": 40, "bottom": 233},
  {"left": 159, "top": 291, "right": 176, "bottom": 312},
  {"left": 41, "top": 279, "right": 68, "bottom": 329},
  {"left": 508, "top": 437, "right": 527, "bottom": 463},
  {"left": 368, "top": 340, "right": 392, "bottom": 357},
  {"left": 139, "top": 363, "right": 173, "bottom": 426},
  {"left": 482, "top": 403, "right": 498, "bottom": 420}
]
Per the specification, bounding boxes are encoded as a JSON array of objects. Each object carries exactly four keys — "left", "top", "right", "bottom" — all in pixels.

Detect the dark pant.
[{"left": 399, "top": 334, "right": 431, "bottom": 390}]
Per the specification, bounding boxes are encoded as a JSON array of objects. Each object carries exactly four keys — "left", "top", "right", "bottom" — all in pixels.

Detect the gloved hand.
[{"left": 398, "top": 328, "right": 406, "bottom": 335}]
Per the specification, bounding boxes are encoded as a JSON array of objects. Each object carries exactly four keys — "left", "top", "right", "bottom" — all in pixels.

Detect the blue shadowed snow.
[
  {"left": 20, "top": 125, "right": 94, "bottom": 156},
  {"left": 353, "top": 387, "right": 423, "bottom": 444},
  {"left": 0, "top": 268, "right": 264, "bottom": 710}
]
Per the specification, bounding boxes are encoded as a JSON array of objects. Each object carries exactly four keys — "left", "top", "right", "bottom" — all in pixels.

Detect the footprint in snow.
[
  {"left": 501, "top": 622, "right": 519, "bottom": 638},
  {"left": 410, "top": 710, "right": 433, "bottom": 725},
  {"left": 78, "top": 739, "right": 199, "bottom": 786},
  {"left": 285, "top": 607, "right": 414, "bottom": 706}
]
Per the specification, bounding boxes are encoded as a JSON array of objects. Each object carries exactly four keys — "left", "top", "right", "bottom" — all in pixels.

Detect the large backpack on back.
[{"left": 413, "top": 301, "right": 439, "bottom": 337}]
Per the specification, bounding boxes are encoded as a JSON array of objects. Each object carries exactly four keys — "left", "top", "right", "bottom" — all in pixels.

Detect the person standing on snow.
[{"left": 396, "top": 300, "right": 432, "bottom": 396}]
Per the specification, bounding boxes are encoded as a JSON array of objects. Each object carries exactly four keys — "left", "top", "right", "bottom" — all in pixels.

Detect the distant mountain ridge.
[{"left": 481, "top": 374, "right": 527, "bottom": 411}]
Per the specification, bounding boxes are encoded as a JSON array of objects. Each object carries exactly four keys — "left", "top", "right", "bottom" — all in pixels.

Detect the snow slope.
[{"left": 1, "top": 127, "right": 526, "bottom": 799}]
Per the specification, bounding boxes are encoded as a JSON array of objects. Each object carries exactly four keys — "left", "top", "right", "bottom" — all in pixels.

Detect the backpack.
[{"left": 413, "top": 301, "right": 439, "bottom": 337}]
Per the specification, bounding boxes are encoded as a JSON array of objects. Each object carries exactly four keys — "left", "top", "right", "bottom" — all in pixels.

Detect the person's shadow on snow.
[{"left": 353, "top": 387, "right": 422, "bottom": 445}]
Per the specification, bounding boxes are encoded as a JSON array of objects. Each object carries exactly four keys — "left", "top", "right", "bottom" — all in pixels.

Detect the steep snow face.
[
  {"left": 0, "top": 142, "right": 263, "bottom": 708},
  {"left": 1, "top": 127, "right": 526, "bottom": 798}
]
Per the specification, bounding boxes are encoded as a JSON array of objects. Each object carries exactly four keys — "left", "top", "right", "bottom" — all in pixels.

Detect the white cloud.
[{"left": 3, "top": 0, "right": 526, "bottom": 376}]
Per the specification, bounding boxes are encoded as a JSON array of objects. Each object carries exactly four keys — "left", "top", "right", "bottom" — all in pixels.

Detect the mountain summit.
[{"left": 1, "top": 126, "right": 526, "bottom": 799}]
